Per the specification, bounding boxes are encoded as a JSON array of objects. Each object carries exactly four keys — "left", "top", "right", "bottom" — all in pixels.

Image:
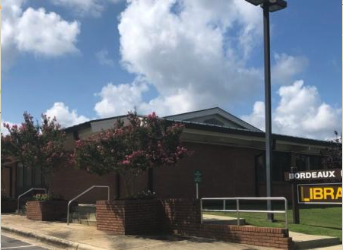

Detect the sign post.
[
  {"left": 290, "top": 167, "right": 299, "bottom": 224},
  {"left": 194, "top": 170, "right": 202, "bottom": 199}
]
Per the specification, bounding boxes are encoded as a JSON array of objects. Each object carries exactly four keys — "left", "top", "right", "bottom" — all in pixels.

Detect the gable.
[{"left": 165, "top": 107, "right": 261, "bottom": 132}]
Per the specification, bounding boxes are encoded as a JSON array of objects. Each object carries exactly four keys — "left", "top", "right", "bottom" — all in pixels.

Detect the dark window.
[
  {"left": 34, "top": 165, "right": 42, "bottom": 185},
  {"left": 256, "top": 153, "right": 266, "bottom": 183},
  {"left": 24, "top": 166, "right": 32, "bottom": 186},
  {"left": 17, "top": 163, "right": 24, "bottom": 188},
  {"left": 296, "top": 154, "right": 323, "bottom": 171},
  {"left": 73, "top": 130, "right": 80, "bottom": 140},
  {"left": 256, "top": 152, "right": 291, "bottom": 182},
  {"left": 272, "top": 152, "right": 291, "bottom": 181}
]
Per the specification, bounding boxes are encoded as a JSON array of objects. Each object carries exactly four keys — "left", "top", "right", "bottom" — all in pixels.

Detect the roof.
[
  {"left": 167, "top": 120, "right": 333, "bottom": 147},
  {"left": 165, "top": 107, "right": 262, "bottom": 132},
  {"left": 63, "top": 107, "right": 332, "bottom": 147}
]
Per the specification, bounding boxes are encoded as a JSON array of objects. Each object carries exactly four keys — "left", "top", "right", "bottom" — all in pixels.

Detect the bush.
[
  {"left": 32, "top": 194, "right": 63, "bottom": 201},
  {"left": 127, "top": 190, "right": 156, "bottom": 200}
]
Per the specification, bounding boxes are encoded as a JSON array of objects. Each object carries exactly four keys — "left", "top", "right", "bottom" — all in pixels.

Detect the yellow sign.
[{"left": 298, "top": 183, "right": 342, "bottom": 204}]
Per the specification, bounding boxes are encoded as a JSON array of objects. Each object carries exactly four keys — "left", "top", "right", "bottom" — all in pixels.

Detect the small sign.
[
  {"left": 298, "top": 183, "right": 342, "bottom": 204},
  {"left": 285, "top": 169, "right": 342, "bottom": 181},
  {"left": 194, "top": 170, "right": 202, "bottom": 183}
]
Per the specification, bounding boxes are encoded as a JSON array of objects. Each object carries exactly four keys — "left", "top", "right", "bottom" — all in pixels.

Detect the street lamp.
[{"left": 244, "top": 0, "right": 287, "bottom": 222}]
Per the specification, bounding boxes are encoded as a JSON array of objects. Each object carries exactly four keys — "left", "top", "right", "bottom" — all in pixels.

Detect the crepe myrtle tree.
[
  {"left": 73, "top": 112, "right": 188, "bottom": 198},
  {"left": 1, "top": 112, "right": 67, "bottom": 194}
]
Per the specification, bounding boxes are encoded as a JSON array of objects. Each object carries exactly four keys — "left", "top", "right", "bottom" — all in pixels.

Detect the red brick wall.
[
  {"left": 154, "top": 142, "right": 259, "bottom": 199},
  {"left": 51, "top": 142, "right": 293, "bottom": 201},
  {"left": 51, "top": 164, "right": 148, "bottom": 203},
  {"left": 26, "top": 201, "right": 68, "bottom": 221},
  {"left": 157, "top": 199, "right": 201, "bottom": 233},
  {"left": 96, "top": 200, "right": 157, "bottom": 234},
  {"left": 51, "top": 165, "right": 118, "bottom": 203}
]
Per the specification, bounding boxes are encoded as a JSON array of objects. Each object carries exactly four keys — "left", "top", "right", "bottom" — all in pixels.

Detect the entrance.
[{"left": 16, "top": 163, "right": 44, "bottom": 197}]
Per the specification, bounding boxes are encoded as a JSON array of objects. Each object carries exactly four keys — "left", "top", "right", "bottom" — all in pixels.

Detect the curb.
[{"left": 1, "top": 225, "right": 105, "bottom": 250}]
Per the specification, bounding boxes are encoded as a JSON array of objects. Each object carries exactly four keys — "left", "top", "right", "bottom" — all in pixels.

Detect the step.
[
  {"left": 290, "top": 231, "right": 341, "bottom": 249},
  {"left": 69, "top": 204, "right": 97, "bottom": 227},
  {"left": 202, "top": 214, "right": 246, "bottom": 225},
  {"left": 71, "top": 206, "right": 96, "bottom": 213},
  {"left": 70, "top": 211, "right": 96, "bottom": 220},
  {"left": 71, "top": 219, "right": 97, "bottom": 227}
]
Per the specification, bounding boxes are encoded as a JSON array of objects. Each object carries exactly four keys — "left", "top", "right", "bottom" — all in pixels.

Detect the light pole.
[{"left": 244, "top": 0, "right": 287, "bottom": 222}]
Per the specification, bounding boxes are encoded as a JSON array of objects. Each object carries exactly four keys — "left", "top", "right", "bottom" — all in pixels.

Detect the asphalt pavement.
[{"left": 1, "top": 235, "right": 47, "bottom": 250}]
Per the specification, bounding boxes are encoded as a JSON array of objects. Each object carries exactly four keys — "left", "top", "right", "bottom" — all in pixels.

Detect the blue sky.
[{"left": 2, "top": 0, "right": 342, "bottom": 139}]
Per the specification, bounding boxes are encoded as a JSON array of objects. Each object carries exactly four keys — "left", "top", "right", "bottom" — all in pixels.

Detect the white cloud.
[
  {"left": 94, "top": 0, "right": 263, "bottom": 118},
  {"left": 45, "top": 102, "right": 89, "bottom": 128},
  {"left": 272, "top": 53, "right": 308, "bottom": 85},
  {"left": 241, "top": 101, "right": 265, "bottom": 131},
  {"left": 16, "top": 8, "right": 80, "bottom": 56},
  {"left": 1, "top": 0, "right": 80, "bottom": 70},
  {"left": 94, "top": 81, "right": 149, "bottom": 117},
  {"left": 242, "top": 81, "right": 342, "bottom": 140},
  {"left": 96, "top": 49, "right": 115, "bottom": 67},
  {"left": 51, "top": 0, "right": 122, "bottom": 17}
]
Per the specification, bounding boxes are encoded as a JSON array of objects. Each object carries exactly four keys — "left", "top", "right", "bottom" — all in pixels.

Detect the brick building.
[{"left": 2, "top": 107, "right": 331, "bottom": 203}]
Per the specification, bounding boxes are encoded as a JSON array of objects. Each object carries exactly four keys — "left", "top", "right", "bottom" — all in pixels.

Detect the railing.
[
  {"left": 67, "top": 185, "right": 110, "bottom": 225},
  {"left": 17, "top": 188, "right": 47, "bottom": 214},
  {"left": 201, "top": 197, "right": 288, "bottom": 229}
]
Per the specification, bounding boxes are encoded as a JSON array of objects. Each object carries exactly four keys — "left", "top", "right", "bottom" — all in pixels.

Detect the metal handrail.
[
  {"left": 201, "top": 197, "right": 288, "bottom": 229},
  {"left": 17, "top": 188, "right": 47, "bottom": 214},
  {"left": 67, "top": 185, "right": 110, "bottom": 225}
]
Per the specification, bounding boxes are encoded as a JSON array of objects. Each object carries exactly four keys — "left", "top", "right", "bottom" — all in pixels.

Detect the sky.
[{"left": 2, "top": 0, "right": 342, "bottom": 140}]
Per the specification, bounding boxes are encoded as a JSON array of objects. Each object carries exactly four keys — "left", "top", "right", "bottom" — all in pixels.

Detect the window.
[
  {"left": 296, "top": 154, "right": 323, "bottom": 171},
  {"left": 256, "top": 152, "right": 291, "bottom": 182},
  {"left": 272, "top": 152, "right": 291, "bottom": 181},
  {"left": 17, "top": 163, "right": 24, "bottom": 188},
  {"left": 34, "top": 165, "right": 42, "bottom": 185},
  {"left": 24, "top": 165, "right": 32, "bottom": 186}
]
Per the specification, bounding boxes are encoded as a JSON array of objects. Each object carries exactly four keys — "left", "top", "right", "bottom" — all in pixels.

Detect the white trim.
[{"left": 166, "top": 108, "right": 261, "bottom": 132}]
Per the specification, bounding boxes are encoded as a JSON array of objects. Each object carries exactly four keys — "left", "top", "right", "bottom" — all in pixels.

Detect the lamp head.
[{"left": 245, "top": 0, "right": 287, "bottom": 12}]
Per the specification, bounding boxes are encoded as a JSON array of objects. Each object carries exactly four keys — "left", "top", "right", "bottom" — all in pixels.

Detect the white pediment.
[{"left": 164, "top": 107, "right": 261, "bottom": 132}]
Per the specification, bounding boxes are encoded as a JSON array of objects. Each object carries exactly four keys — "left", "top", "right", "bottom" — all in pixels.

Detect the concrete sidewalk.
[{"left": 1, "top": 214, "right": 274, "bottom": 250}]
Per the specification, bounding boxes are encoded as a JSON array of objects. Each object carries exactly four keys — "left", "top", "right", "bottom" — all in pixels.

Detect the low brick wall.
[
  {"left": 1, "top": 200, "right": 17, "bottom": 213},
  {"left": 96, "top": 199, "right": 293, "bottom": 249},
  {"left": 26, "top": 200, "right": 68, "bottom": 221},
  {"left": 198, "top": 224, "right": 292, "bottom": 249},
  {"left": 157, "top": 199, "right": 201, "bottom": 233},
  {"left": 96, "top": 199, "right": 157, "bottom": 234},
  {"left": 158, "top": 199, "right": 293, "bottom": 250}
]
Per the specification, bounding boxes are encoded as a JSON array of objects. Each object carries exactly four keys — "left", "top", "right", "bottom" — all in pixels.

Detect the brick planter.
[
  {"left": 158, "top": 199, "right": 293, "bottom": 250},
  {"left": 96, "top": 199, "right": 157, "bottom": 234},
  {"left": 97, "top": 199, "right": 293, "bottom": 249},
  {"left": 26, "top": 200, "right": 68, "bottom": 221},
  {"left": 1, "top": 200, "right": 17, "bottom": 213}
]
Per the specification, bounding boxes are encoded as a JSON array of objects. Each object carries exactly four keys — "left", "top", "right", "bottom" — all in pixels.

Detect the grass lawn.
[{"left": 204, "top": 206, "right": 342, "bottom": 242}]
